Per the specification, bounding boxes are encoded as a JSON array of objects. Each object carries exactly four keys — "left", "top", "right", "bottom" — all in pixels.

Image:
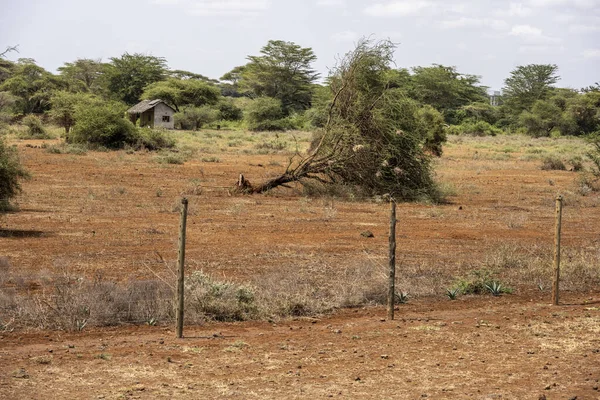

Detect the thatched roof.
[{"left": 127, "top": 99, "right": 174, "bottom": 114}]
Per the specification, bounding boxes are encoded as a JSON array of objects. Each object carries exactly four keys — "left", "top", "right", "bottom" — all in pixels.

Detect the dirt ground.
[
  {"left": 1, "top": 294, "right": 599, "bottom": 399},
  {"left": 1, "top": 134, "right": 600, "bottom": 398}
]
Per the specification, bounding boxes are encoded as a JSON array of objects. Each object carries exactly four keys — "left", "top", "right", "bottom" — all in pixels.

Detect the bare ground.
[{"left": 1, "top": 135, "right": 600, "bottom": 398}]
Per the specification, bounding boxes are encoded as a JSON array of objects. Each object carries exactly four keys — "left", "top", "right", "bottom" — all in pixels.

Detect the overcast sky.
[{"left": 1, "top": 0, "right": 599, "bottom": 91}]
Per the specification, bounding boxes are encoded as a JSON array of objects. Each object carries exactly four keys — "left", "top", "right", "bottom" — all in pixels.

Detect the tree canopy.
[
  {"left": 105, "top": 53, "right": 168, "bottom": 105},
  {"left": 239, "top": 40, "right": 319, "bottom": 115},
  {"left": 141, "top": 78, "right": 221, "bottom": 112},
  {"left": 502, "top": 64, "right": 560, "bottom": 113},
  {"left": 57, "top": 58, "right": 106, "bottom": 94},
  {"left": 408, "top": 65, "right": 488, "bottom": 123}
]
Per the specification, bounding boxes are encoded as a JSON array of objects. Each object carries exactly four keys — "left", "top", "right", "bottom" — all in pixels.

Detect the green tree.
[
  {"left": 141, "top": 78, "right": 220, "bottom": 112},
  {"left": 169, "top": 69, "right": 218, "bottom": 83},
  {"left": 239, "top": 40, "right": 319, "bottom": 115},
  {"left": 245, "top": 97, "right": 287, "bottom": 131},
  {"left": 48, "top": 91, "right": 100, "bottom": 133},
  {"left": 174, "top": 105, "right": 220, "bottom": 130},
  {"left": 408, "top": 64, "right": 488, "bottom": 123},
  {"left": 57, "top": 58, "right": 106, "bottom": 94},
  {"left": 105, "top": 53, "right": 168, "bottom": 105},
  {"left": 220, "top": 65, "right": 247, "bottom": 97},
  {"left": 566, "top": 91, "right": 600, "bottom": 135},
  {"left": 0, "top": 59, "right": 63, "bottom": 114},
  {"left": 460, "top": 102, "right": 500, "bottom": 125},
  {"left": 503, "top": 64, "right": 559, "bottom": 113},
  {"left": 217, "top": 98, "right": 243, "bottom": 121},
  {"left": 0, "top": 58, "right": 14, "bottom": 85},
  {"left": 0, "top": 91, "right": 16, "bottom": 126},
  {"left": 518, "top": 99, "right": 563, "bottom": 137}
]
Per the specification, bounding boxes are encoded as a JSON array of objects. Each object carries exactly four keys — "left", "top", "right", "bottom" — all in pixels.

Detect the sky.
[{"left": 1, "top": 0, "right": 599, "bottom": 91}]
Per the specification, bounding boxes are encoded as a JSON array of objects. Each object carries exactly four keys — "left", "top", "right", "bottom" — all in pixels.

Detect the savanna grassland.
[{"left": 1, "top": 130, "right": 599, "bottom": 399}]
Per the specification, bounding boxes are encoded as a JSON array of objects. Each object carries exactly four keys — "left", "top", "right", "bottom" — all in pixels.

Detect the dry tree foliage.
[{"left": 238, "top": 39, "right": 440, "bottom": 201}]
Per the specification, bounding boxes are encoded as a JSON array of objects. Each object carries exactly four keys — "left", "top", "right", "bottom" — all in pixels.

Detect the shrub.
[
  {"left": 447, "top": 120, "right": 503, "bottom": 136},
  {"left": 174, "top": 105, "right": 220, "bottom": 130},
  {"left": 21, "top": 115, "right": 48, "bottom": 138},
  {"left": 452, "top": 269, "right": 511, "bottom": 295},
  {"left": 0, "top": 139, "right": 29, "bottom": 211},
  {"left": 217, "top": 99, "right": 243, "bottom": 121},
  {"left": 185, "top": 270, "right": 258, "bottom": 322},
  {"left": 136, "top": 128, "right": 175, "bottom": 150},
  {"left": 245, "top": 97, "right": 289, "bottom": 131},
  {"left": 69, "top": 102, "right": 138, "bottom": 148},
  {"left": 540, "top": 155, "right": 566, "bottom": 171}
]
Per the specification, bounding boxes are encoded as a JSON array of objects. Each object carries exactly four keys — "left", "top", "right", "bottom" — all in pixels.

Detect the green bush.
[
  {"left": 245, "top": 97, "right": 288, "bottom": 131},
  {"left": 136, "top": 128, "right": 175, "bottom": 150},
  {"left": 174, "top": 105, "right": 220, "bottom": 130},
  {"left": 217, "top": 99, "right": 243, "bottom": 121},
  {"left": 68, "top": 102, "right": 138, "bottom": 148},
  {"left": 21, "top": 115, "right": 48, "bottom": 138},
  {"left": 447, "top": 120, "right": 503, "bottom": 136},
  {"left": 0, "top": 139, "right": 29, "bottom": 211},
  {"left": 452, "top": 269, "right": 512, "bottom": 295}
]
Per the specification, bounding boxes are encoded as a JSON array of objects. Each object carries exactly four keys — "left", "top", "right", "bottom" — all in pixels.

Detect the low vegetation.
[{"left": 0, "top": 139, "right": 28, "bottom": 211}]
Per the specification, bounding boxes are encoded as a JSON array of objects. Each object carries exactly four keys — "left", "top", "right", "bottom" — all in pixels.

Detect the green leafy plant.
[
  {"left": 395, "top": 291, "right": 409, "bottom": 304},
  {"left": 485, "top": 281, "right": 504, "bottom": 296},
  {"left": 453, "top": 268, "right": 512, "bottom": 295},
  {"left": 446, "top": 288, "right": 460, "bottom": 300}
]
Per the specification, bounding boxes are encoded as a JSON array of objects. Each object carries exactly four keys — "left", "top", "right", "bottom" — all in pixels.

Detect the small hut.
[{"left": 127, "top": 99, "right": 175, "bottom": 129}]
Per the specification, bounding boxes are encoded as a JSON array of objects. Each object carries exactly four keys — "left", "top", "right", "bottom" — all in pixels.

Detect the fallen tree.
[{"left": 237, "top": 39, "right": 444, "bottom": 201}]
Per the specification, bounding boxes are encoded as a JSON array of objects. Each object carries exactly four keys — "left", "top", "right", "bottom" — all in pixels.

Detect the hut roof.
[{"left": 127, "top": 99, "right": 174, "bottom": 114}]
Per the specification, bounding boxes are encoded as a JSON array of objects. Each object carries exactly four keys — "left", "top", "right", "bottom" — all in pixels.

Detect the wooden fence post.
[
  {"left": 552, "top": 195, "right": 563, "bottom": 306},
  {"left": 388, "top": 199, "right": 397, "bottom": 320},
  {"left": 176, "top": 198, "right": 189, "bottom": 338}
]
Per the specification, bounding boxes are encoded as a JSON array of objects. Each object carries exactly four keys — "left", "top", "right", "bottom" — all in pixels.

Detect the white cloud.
[
  {"left": 154, "top": 0, "right": 271, "bottom": 16},
  {"left": 364, "top": 1, "right": 433, "bottom": 17},
  {"left": 316, "top": 0, "right": 345, "bottom": 6},
  {"left": 441, "top": 17, "right": 508, "bottom": 30},
  {"left": 331, "top": 30, "right": 358, "bottom": 42},
  {"left": 495, "top": 2, "right": 533, "bottom": 17},
  {"left": 528, "top": 0, "right": 598, "bottom": 8},
  {"left": 510, "top": 24, "right": 562, "bottom": 45},
  {"left": 583, "top": 48, "right": 600, "bottom": 58},
  {"left": 511, "top": 24, "right": 543, "bottom": 37},
  {"left": 569, "top": 24, "right": 600, "bottom": 33}
]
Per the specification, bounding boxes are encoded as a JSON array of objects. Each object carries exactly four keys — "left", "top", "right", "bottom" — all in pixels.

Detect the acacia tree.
[
  {"left": 105, "top": 53, "right": 168, "bottom": 105},
  {"left": 238, "top": 39, "right": 440, "bottom": 201},
  {"left": 408, "top": 64, "right": 488, "bottom": 123},
  {"left": 0, "top": 58, "right": 63, "bottom": 114},
  {"left": 141, "top": 78, "right": 221, "bottom": 112},
  {"left": 503, "top": 64, "right": 559, "bottom": 112},
  {"left": 57, "top": 58, "right": 106, "bottom": 94},
  {"left": 239, "top": 40, "right": 319, "bottom": 115},
  {"left": 48, "top": 91, "right": 100, "bottom": 133}
]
